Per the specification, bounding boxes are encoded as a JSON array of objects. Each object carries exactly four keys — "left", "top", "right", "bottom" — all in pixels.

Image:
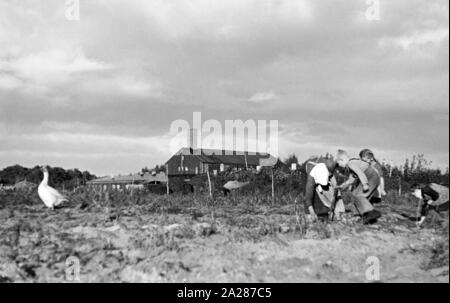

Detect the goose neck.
[{"left": 42, "top": 172, "right": 49, "bottom": 184}]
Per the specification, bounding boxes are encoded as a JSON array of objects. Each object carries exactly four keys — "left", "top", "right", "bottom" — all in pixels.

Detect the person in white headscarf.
[{"left": 304, "top": 156, "right": 345, "bottom": 222}]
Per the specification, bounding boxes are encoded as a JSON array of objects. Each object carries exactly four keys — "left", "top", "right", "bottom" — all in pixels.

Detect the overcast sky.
[{"left": 0, "top": 0, "right": 448, "bottom": 175}]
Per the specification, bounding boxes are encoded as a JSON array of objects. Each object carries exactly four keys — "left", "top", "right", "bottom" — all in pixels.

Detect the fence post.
[
  {"left": 166, "top": 164, "right": 170, "bottom": 195},
  {"left": 271, "top": 169, "right": 275, "bottom": 204},
  {"left": 206, "top": 164, "right": 212, "bottom": 198}
]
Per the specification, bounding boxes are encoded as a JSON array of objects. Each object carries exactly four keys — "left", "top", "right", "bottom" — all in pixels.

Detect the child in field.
[
  {"left": 411, "top": 183, "right": 449, "bottom": 227},
  {"left": 359, "top": 149, "right": 386, "bottom": 204},
  {"left": 335, "top": 150, "right": 382, "bottom": 224}
]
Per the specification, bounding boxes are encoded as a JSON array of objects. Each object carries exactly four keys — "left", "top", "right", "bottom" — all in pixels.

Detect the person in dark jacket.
[{"left": 412, "top": 183, "right": 449, "bottom": 227}]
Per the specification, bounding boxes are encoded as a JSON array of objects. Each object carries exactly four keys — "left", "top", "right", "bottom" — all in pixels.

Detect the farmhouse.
[
  {"left": 87, "top": 172, "right": 167, "bottom": 191},
  {"left": 166, "top": 147, "right": 275, "bottom": 177}
]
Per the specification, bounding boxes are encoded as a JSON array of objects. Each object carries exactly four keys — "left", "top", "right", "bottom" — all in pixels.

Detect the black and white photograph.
[{"left": 0, "top": 0, "right": 448, "bottom": 286}]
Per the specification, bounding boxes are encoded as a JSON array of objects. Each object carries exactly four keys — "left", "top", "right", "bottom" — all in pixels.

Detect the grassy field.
[{"left": 0, "top": 189, "right": 448, "bottom": 282}]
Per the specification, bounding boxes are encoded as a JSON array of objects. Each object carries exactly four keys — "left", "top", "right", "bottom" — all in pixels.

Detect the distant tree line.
[
  {"left": 380, "top": 154, "right": 449, "bottom": 191},
  {"left": 141, "top": 164, "right": 166, "bottom": 174},
  {"left": 0, "top": 165, "right": 96, "bottom": 190}
]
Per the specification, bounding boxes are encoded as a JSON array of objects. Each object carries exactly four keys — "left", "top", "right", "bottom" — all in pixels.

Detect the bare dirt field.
[{"left": 0, "top": 191, "right": 448, "bottom": 283}]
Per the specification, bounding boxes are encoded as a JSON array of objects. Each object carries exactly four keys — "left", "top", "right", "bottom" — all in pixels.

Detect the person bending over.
[
  {"left": 359, "top": 149, "right": 386, "bottom": 204},
  {"left": 304, "top": 155, "right": 345, "bottom": 222},
  {"left": 335, "top": 150, "right": 382, "bottom": 224},
  {"left": 411, "top": 183, "right": 449, "bottom": 227}
]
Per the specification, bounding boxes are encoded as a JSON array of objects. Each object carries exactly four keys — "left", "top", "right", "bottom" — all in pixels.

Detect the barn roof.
[{"left": 169, "top": 148, "right": 274, "bottom": 166}]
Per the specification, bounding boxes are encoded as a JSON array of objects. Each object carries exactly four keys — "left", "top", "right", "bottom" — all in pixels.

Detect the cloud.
[
  {"left": 0, "top": 48, "right": 112, "bottom": 88},
  {"left": 0, "top": 124, "right": 172, "bottom": 175},
  {"left": 112, "top": 76, "right": 166, "bottom": 98},
  {"left": 379, "top": 28, "right": 449, "bottom": 51},
  {"left": 128, "top": 0, "right": 313, "bottom": 40},
  {"left": 247, "top": 91, "right": 278, "bottom": 104},
  {"left": 0, "top": 0, "right": 448, "bottom": 172},
  {"left": 0, "top": 74, "right": 22, "bottom": 90}
]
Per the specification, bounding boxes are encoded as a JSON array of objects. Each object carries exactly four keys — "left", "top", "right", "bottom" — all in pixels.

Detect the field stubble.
[{"left": 0, "top": 189, "right": 448, "bottom": 282}]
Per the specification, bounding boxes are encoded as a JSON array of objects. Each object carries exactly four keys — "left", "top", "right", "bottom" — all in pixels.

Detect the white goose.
[{"left": 38, "top": 166, "right": 68, "bottom": 209}]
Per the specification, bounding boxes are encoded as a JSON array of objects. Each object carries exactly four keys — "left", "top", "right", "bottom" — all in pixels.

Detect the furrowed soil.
[{"left": 0, "top": 191, "right": 448, "bottom": 283}]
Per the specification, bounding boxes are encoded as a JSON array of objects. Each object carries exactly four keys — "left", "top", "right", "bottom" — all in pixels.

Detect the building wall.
[
  {"left": 167, "top": 155, "right": 203, "bottom": 176},
  {"left": 167, "top": 154, "right": 259, "bottom": 177}
]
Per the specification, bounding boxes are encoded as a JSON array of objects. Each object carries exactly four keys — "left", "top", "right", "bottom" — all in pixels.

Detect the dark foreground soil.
[{"left": 0, "top": 191, "right": 448, "bottom": 283}]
